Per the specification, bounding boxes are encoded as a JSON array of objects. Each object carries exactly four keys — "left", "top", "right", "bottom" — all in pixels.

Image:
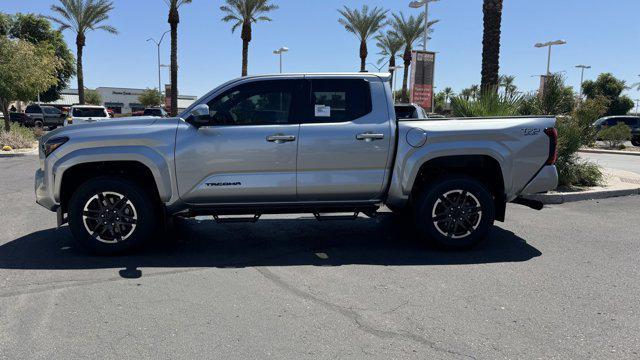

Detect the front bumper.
[
  {"left": 520, "top": 165, "right": 559, "bottom": 195},
  {"left": 35, "top": 168, "right": 58, "bottom": 211}
]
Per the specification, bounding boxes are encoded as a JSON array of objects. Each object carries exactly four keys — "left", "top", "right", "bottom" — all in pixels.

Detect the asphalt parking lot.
[{"left": 1, "top": 154, "right": 639, "bottom": 359}]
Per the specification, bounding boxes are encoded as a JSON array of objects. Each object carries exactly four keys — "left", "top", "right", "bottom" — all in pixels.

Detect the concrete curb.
[
  {"left": 579, "top": 148, "right": 640, "bottom": 156},
  {"left": 523, "top": 188, "right": 640, "bottom": 204},
  {"left": 0, "top": 147, "right": 38, "bottom": 157}
]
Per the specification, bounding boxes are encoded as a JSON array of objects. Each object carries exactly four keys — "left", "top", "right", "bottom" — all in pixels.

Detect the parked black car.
[
  {"left": 25, "top": 104, "right": 66, "bottom": 129},
  {"left": 593, "top": 115, "right": 640, "bottom": 146}
]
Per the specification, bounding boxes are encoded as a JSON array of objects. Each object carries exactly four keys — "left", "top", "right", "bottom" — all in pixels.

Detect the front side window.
[
  {"left": 309, "top": 79, "right": 372, "bottom": 123},
  {"left": 205, "top": 80, "right": 299, "bottom": 126}
]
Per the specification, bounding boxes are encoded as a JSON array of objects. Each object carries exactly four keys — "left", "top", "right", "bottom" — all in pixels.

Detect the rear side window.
[
  {"left": 73, "top": 108, "right": 107, "bottom": 117},
  {"left": 25, "top": 105, "right": 40, "bottom": 113},
  {"left": 621, "top": 118, "right": 639, "bottom": 126},
  {"left": 43, "top": 107, "right": 60, "bottom": 115},
  {"left": 308, "top": 79, "right": 372, "bottom": 123}
]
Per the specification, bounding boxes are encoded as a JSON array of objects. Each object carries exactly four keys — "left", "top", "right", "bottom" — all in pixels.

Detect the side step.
[{"left": 213, "top": 214, "right": 261, "bottom": 223}]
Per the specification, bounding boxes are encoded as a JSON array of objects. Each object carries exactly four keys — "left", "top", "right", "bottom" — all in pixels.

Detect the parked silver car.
[{"left": 36, "top": 73, "right": 558, "bottom": 254}]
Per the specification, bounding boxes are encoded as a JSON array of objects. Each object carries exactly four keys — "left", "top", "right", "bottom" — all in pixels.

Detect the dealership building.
[{"left": 44, "top": 87, "right": 198, "bottom": 114}]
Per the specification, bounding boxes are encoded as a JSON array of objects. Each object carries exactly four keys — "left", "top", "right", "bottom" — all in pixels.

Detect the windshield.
[{"left": 72, "top": 108, "right": 107, "bottom": 117}]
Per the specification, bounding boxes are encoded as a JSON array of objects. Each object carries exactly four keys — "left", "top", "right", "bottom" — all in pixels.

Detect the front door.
[
  {"left": 296, "top": 77, "right": 393, "bottom": 202},
  {"left": 175, "top": 79, "right": 304, "bottom": 205}
]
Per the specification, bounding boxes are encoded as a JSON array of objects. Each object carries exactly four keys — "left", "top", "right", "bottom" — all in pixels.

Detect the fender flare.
[{"left": 51, "top": 146, "right": 173, "bottom": 203}]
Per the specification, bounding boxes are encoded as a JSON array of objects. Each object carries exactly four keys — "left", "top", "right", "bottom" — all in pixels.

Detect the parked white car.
[{"left": 65, "top": 105, "right": 110, "bottom": 126}]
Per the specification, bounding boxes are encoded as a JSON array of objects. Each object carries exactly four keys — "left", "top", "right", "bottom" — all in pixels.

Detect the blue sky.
[{"left": 4, "top": 0, "right": 640, "bottom": 100}]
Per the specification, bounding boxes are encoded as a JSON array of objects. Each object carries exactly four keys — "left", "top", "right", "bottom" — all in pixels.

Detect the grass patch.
[{"left": 0, "top": 123, "right": 37, "bottom": 149}]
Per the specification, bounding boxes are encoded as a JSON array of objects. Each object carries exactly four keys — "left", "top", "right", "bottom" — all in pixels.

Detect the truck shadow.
[{"left": 0, "top": 215, "right": 541, "bottom": 274}]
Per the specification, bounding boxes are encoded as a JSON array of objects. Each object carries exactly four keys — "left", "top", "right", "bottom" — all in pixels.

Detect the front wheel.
[
  {"left": 413, "top": 176, "right": 495, "bottom": 250},
  {"left": 68, "top": 177, "right": 157, "bottom": 255}
]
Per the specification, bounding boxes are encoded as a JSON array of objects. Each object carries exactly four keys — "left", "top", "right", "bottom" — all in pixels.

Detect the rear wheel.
[
  {"left": 413, "top": 176, "right": 495, "bottom": 250},
  {"left": 68, "top": 177, "right": 157, "bottom": 255}
]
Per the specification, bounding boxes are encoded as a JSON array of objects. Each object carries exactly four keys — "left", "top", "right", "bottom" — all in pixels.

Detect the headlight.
[
  {"left": 66, "top": 117, "right": 73, "bottom": 124},
  {"left": 44, "top": 136, "right": 69, "bottom": 157}
]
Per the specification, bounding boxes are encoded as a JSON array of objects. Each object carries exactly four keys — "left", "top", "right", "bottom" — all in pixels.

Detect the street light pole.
[
  {"left": 409, "top": 0, "right": 439, "bottom": 51},
  {"left": 273, "top": 47, "right": 289, "bottom": 73},
  {"left": 389, "top": 65, "right": 404, "bottom": 103},
  {"left": 535, "top": 40, "right": 566, "bottom": 76},
  {"left": 147, "top": 30, "right": 170, "bottom": 93},
  {"left": 575, "top": 64, "right": 591, "bottom": 100}
]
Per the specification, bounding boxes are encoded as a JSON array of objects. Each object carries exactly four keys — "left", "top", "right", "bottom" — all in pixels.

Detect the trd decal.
[{"left": 206, "top": 182, "right": 242, "bottom": 187}]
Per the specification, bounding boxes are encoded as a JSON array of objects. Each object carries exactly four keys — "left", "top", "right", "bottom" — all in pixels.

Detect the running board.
[
  {"left": 313, "top": 212, "right": 360, "bottom": 221},
  {"left": 213, "top": 214, "right": 261, "bottom": 223}
]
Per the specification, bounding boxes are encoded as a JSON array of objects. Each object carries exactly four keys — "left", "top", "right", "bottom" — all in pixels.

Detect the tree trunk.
[
  {"left": 401, "top": 48, "right": 412, "bottom": 103},
  {"left": 389, "top": 56, "right": 396, "bottom": 79},
  {"left": 480, "top": 0, "right": 503, "bottom": 94},
  {"left": 76, "top": 34, "right": 85, "bottom": 105},
  {"left": 241, "top": 22, "right": 251, "bottom": 77},
  {"left": 1, "top": 99, "right": 10, "bottom": 132},
  {"left": 168, "top": 6, "right": 180, "bottom": 117},
  {"left": 359, "top": 41, "right": 367, "bottom": 72}
]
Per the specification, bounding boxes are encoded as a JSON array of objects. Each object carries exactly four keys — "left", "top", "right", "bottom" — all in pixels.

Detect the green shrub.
[
  {"left": 451, "top": 90, "right": 522, "bottom": 117},
  {"left": 555, "top": 115, "right": 604, "bottom": 187},
  {"left": 0, "top": 123, "right": 36, "bottom": 149},
  {"left": 598, "top": 123, "right": 632, "bottom": 149}
]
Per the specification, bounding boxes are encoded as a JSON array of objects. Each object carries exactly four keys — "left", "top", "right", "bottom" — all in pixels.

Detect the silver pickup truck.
[{"left": 35, "top": 73, "right": 558, "bottom": 254}]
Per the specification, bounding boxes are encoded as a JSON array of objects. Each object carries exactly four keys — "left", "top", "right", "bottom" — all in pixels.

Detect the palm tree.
[
  {"left": 499, "top": 75, "right": 517, "bottom": 98},
  {"left": 375, "top": 31, "right": 403, "bottom": 79},
  {"left": 338, "top": 5, "right": 388, "bottom": 73},
  {"left": 390, "top": 12, "right": 437, "bottom": 103},
  {"left": 443, "top": 87, "right": 454, "bottom": 104},
  {"left": 460, "top": 88, "right": 473, "bottom": 101},
  {"left": 221, "top": 0, "right": 279, "bottom": 77},
  {"left": 480, "top": 0, "right": 503, "bottom": 93},
  {"left": 165, "top": 0, "right": 191, "bottom": 116},
  {"left": 470, "top": 84, "right": 480, "bottom": 100},
  {"left": 48, "top": 0, "right": 117, "bottom": 105}
]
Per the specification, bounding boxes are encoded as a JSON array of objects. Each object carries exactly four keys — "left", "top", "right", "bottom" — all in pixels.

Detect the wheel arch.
[{"left": 53, "top": 147, "right": 173, "bottom": 210}]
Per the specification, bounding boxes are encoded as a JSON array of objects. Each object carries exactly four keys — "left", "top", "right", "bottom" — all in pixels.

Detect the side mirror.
[{"left": 188, "top": 104, "right": 211, "bottom": 127}]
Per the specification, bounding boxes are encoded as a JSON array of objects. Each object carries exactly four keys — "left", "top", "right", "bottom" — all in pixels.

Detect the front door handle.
[
  {"left": 356, "top": 132, "right": 385, "bottom": 142},
  {"left": 266, "top": 134, "right": 296, "bottom": 143}
]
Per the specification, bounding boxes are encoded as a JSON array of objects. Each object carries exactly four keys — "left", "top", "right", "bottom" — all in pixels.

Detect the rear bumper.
[
  {"left": 520, "top": 165, "right": 558, "bottom": 195},
  {"left": 35, "top": 169, "right": 58, "bottom": 211}
]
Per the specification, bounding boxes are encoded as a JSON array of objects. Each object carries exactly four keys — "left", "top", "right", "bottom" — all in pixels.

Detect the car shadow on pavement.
[{"left": 0, "top": 215, "right": 541, "bottom": 275}]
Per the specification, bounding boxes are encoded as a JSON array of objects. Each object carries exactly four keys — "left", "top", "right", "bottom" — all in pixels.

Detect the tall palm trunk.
[
  {"left": 480, "top": 0, "right": 503, "bottom": 94},
  {"left": 168, "top": 6, "right": 179, "bottom": 116},
  {"left": 76, "top": 34, "right": 86, "bottom": 105},
  {"left": 401, "top": 48, "right": 411, "bottom": 103},
  {"left": 359, "top": 41, "right": 367, "bottom": 72},
  {"left": 241, "top": 22, "right": 251, "bottom": 76}
]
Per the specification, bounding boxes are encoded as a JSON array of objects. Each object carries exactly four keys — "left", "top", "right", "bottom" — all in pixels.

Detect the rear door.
[
  {"left": 175, "top": 79, "right": 304, "bottom": 205},
  {"left": 296, "top": 77, "right": 393, "bottom": 202}
]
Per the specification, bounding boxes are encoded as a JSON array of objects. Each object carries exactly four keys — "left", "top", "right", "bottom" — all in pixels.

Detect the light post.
[
  {"left": 635, "top": 99, "right": 640, "bottom": 116},
  {"left": 273, "top": 47, "right": 289, "bottom": 73},
  {"left": 409, "top": 0, "right": 439, "bottom": 51},
  {"left": 535, "top": 40, "right": 566, "bottom": 76},
  {"left": 575, "top": 64, "right": 591, "bottom": 101},
  {"left": 147, "top": 30, "right": 170, "bottom": 93},
  {"left": 389, "top": 65, "right": 403, "bottom": 103}
]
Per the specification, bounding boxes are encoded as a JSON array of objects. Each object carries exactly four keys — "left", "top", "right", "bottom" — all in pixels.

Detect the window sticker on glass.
[{"left": 315, "top": 104, "right": 331, "bottom": 117}]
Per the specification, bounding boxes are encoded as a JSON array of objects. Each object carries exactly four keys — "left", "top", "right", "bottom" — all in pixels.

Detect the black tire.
[
  {"left": 413, "top": 175, "right": 495, "bottom": 250},
  {"left": 68, "top": 176, "right": 157, "bottom": 255}
]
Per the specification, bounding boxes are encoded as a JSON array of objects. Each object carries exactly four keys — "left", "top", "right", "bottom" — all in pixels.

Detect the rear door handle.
[
  {"left": 356, "top": 132, "right": 385, "bottom": 142},
  {"left": 266, "top": 134, "right": 296, "bottom": 143}
]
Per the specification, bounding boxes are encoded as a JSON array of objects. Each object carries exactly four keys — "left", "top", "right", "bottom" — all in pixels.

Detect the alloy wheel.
[
  {"left": 82, "top": 191, "right": 138, "bottom": 243},
  {"left": 431, "top": 189, "right": 483, "bottom": 239}
]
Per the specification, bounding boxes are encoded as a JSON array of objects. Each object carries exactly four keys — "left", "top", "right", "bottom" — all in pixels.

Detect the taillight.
[{"left": 544, "top": 128, "right": 558, "bottom": 165}]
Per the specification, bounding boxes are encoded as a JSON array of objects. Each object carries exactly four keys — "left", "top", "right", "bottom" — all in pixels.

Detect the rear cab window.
[{"left": 307, "top": 79, "right": 372, "bottom": 123}]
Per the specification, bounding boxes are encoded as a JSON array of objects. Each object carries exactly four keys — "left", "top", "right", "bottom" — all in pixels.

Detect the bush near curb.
[
  {"left": 598, "top": 123, "right": 632, "bottom": 149},
  {"left": 0, "top": 123, "right": 36, "bottom": 149}
]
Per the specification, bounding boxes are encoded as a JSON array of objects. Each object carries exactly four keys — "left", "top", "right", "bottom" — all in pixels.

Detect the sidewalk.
[
  {"left": 524, "top": 168, "right": 640, "bottom": 204},
  {"left": 579, "top": 148, "right": 640, "bottom": 156}
]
